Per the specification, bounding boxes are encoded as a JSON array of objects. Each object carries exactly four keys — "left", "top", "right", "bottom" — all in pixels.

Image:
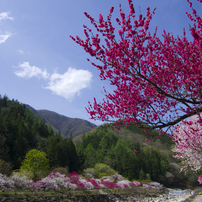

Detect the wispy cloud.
[
  {"left": 0, "top": 12, "right": 13, "bottom": 44},
  {"left": 17, "top": 49, "right": 24, "bottom": 54},
  {"left": 45, "top": 67, "right": 92, "bottom": 101},
  {"left": 14, "top": 62, "right": 49, "bottom": 79},
  {"left": 14, "top": 62, "right": 93, "bottom": 101},
  {"left": 0, "top": 12, "right": 14, "bottom": 22},
  {"left": 0, "top": 33, "right": 12, "bottom": 44}
]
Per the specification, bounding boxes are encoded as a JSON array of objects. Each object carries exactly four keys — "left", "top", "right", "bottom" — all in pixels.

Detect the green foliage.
[
  {"left": 146, "top": 173, "right": 151, "bottom": 181},
  {"left": 46, "top": 133, "right": 79, "bottom": 173},
  {"left": 52, "top": 167, "right": 69, "bottom": 176},
  {"left": 0, "top": 159, "right": 13, "bottom": 176},
  {"left": 0, "top": 97, "right": 58, "bottom": 169},
  {"left": 139, "top": 169, "right": 145, "bottom": 180},
  {"left": 84, "top": 143, "right": 97, "bottom": 168},
  {"left": 77, "top": 124, "right": 171, "bottom": 182},
  {"left": 139, "top": 146, "right": 170, "bottom": 181},
  {"left": 20, "top": 149, "right": 50, "bottom": 181},
  {"left": 127, "top": 124, "right": 173, "bottom": 147},
  {"left": 94, "top": 163, "right": 116, "bottom": 177},
  {"left": 98, "top": 172, "right": 108, "bottom": 178},
  {"left": 83, "top": 168, "right": 96, "bottom": 178},
  {"left": 66, "top": 136, "right": 79, "bottom": 173}
]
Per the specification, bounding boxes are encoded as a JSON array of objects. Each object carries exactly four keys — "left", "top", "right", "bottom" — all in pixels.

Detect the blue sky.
[{"left": 0, "top": 0, "right": 201, "bottom": 126}]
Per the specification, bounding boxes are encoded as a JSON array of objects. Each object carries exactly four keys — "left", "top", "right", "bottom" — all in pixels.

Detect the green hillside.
[{"left": 74, "top": 123, "right": 199, "bottom": 188}]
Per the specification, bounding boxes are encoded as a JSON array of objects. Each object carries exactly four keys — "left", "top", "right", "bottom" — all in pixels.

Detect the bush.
[
  {"left": 52, "top": 167, "right": 69, "bottom": 176},
  {"left": 11, "top": 169, "right": 34, "bottom": 180},
  {"left": 9, "top": 174, "right": 32, "bottom": 189},
  {"left": 94, "top": 163, "right": 116, "bottom": 177},
  {"left": 123, "top": 176, "right": 129, "bottom": 180},
  {"left": 83, "top": 168, "right": 96, "bottom": 178},
  {"left": 146, "top": 173, "right": 151, "bottom": 181},
  {"left": 98, "top": 173, "right": 108, "bottom": 179},
  {"left": 0, "top": 159, "right": 13, "bottom": 176}
]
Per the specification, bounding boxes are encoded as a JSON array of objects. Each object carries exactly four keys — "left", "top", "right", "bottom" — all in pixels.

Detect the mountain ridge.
[{"left": 26, "top": 105, "right": 97, "bottom": 139}]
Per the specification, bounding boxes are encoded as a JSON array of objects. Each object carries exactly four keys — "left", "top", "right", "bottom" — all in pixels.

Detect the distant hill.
[
  {"left": 26, "top": 105, "right": 97, "bottom": 139},
  {"left": 73, "top": 123, "right": 174, "bottom": 150}
]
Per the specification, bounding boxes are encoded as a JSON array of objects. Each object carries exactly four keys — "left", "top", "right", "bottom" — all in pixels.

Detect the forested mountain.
[
  {"left": 27, "top": 105, "right": 96, "bottom": 138},
  {"left": 0, "top": 95, "right": 79, "bottom": 173}
]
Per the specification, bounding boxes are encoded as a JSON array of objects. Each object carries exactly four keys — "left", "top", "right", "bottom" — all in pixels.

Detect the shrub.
[
  {"left": 94, "top": 163, "right": 116, "bottom": 177},
  {"left": 0, "top": 173, "right": 14, "bottom": 191},
  {"left": 0, "top": 159, "right": 13, "bottom": 176},
  {"left": 83, "top": 168, "right": 96, "bottom": 178},
  {"left": 11, "top": 169, "right": 34, "bottom": 180},
  {"left": 98, "top": 173, "right": 108, "bottom": 179},
  {"left": 9, "top": 174, "right": 32, "bottom": 189},
  {"left": 52, "top": 167, "right": 69, "bottom": 176}
]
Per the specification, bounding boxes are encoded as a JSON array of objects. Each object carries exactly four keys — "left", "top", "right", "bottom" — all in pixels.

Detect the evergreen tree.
[
  {"left": 84, "top": 143, "right": 96, "bottom": 168},
  {"left": 67, "top": 134, "right": 79, "bottom": 173}
]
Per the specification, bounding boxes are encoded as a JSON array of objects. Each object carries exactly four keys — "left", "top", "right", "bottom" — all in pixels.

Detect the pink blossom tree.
[
  {"left": 171, "top": 113, "right": 202, "bottom": 184},
  {"left": 70, "top": 0, "right": 202, "bottom": 135},
  {"left": 171, "top": 113, "right": 202, "bottom": 173}
]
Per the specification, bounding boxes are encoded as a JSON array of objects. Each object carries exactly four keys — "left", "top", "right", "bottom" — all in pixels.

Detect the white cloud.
[
  {"left": 0, "top": 33, "right": 11, "bottom": 43},
  {"left": 17, "top": 49, "right": 24, "bottom": 54},
  {"left": 0, "top": 12, "right": 14, "bottom": 22},
  {"left": 14, "top": 62, "right": 49, "bottom": 79},
  {"left": 45, "top": 67, "right": 92, "bottom": 101},
  {"left": 14, "top": 62, "right": 93, "bottom": 101},
  {"left": 0, "top": 12, "right": 13, "bottom": 44}
]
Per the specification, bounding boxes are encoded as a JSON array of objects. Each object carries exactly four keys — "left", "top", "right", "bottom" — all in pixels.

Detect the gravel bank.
[{"left": 0, "top": 188, "right": 195, "bottom": 201}]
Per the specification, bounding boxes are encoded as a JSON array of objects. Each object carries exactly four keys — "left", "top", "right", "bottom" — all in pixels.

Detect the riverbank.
[
  {"left": 0, "top": 187, "right": 196, "bottom": 202},
  {"left": 182, "top": 188, "right": 202, "bottom": 202}
]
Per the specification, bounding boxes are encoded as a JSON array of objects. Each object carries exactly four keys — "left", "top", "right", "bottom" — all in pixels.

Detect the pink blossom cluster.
[
  {"left": 116, "top": 180, "right": 140, "bottom": 189},
  {"left": 171, "top": 113, "right": 202, "bottom": 184},
  {"left": 111, "top": 172, "right": 123, "bottom": 181},
  {"left": 142, "top": 184, "right": 152, "bottom": 188},
  {"left": 0, "top": 171, "right": 149, "bottom": 191},
  {"left": 171, "top": 113, "right": 202, "bottom": 173},
  {"left": 101, "top": 179, "right": 120, "bottom": 189},
  {"left": 70, "top": 0, "right": 202, "bottom": 133},
  {"left": 198, "top": 175, "right": 202, "bottom": 184}
]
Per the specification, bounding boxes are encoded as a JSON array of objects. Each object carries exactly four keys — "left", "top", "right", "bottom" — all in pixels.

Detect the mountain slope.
[{"left": 27, "top": 105, "right": 96, "bottom": 138}]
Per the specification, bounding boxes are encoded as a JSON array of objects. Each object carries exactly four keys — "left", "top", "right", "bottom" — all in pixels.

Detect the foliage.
[
  {"left": 0, "top": 95, "right": 80, "bottom": 176},
  {"left": 71, "top": 0, "right": 202, "bottom": 134},
  {"left": 83, "top": 168, "right": 96, "bottom": 178},
  {"left": 9, "top": 174, "right": 32, "bottom": 189},
  {"left": 0, "top": 159, "right": 13, "bottom": 176},
  {"left": 11, "top": 169, "right": 34, "bottom": 180},
  {"left": 46, "top": 133, "right": 79, "bottom": 173},
  {"left": 52, "top": 167, "right": 69, "bottom": 176},
  {"left": 20, "top": 149, "right": 50, "bottom": 181},
  {"left": 77, "top": 126, "right": 171, "bottom": 182},
  {"left": 0, "top": 96, "right": 54, "bottom": 169},
  {"left": 98, "top": 173, "right": 108, "bottom": 179},
  {"left": 67, "top": 135, "right": 79, "bottom": 173},
  {"left": 139, "top": 146, "right": 169, "bottom": 181},
  {"left": 94, "top": 163, "right": 116, "bottom": 178}
]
